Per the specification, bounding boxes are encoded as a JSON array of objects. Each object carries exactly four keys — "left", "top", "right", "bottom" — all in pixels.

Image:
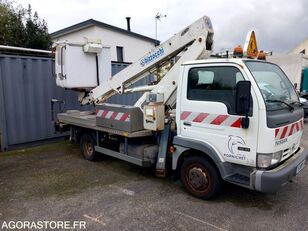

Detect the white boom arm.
[
  {"left": 81, "top": 16, "right": 214, "bottom": 106},
  {"left": 135, "top": 37, "right": 211, "bottom": 108}
]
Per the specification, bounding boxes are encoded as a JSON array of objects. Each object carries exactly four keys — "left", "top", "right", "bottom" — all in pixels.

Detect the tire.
[
  {"left": 181, "top": 155, "right": 221, "bottom": 199},
  {"left": 80, "top": 133, "right": 97, "bottom": 161}
]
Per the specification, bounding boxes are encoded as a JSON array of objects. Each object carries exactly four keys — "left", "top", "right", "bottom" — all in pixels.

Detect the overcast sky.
[{"left": 16, "top": 0, "right": 308, "bottom": 54}]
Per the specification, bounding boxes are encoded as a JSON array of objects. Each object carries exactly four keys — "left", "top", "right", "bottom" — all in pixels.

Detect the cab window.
[{"left": 187, "top": 66, "right": 245, "bottom": 115}]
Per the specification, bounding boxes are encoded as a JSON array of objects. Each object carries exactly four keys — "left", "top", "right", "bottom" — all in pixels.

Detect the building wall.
[
  {"left": 289, "top": 39, "right": 308, "bottom": 54},
  {"left": 267, "top": 54, "right": 304, "bottom": 89},
  {"left": 52, "top": 26, "right": 155, "bottom": 63}
]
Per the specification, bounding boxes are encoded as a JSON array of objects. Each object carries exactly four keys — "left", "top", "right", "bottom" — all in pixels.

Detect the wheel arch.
[
  {"left": 172, "top": 136, "right": 223, "bottom": 177},
  {"left": 71, "top": 126, "right": 97, "bottom": 144}
]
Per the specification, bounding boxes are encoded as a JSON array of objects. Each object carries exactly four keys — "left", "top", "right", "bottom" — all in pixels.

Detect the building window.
[{"left": 116, "top": 46, "right": 124, "bottom": 62}]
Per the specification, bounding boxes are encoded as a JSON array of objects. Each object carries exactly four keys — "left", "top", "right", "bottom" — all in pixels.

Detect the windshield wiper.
[
  {"left": 290, "top": 101, "right": 303, "bottom": 106},
  {"left": 266, "top": 100, "right": 294, "bottom": 111}
]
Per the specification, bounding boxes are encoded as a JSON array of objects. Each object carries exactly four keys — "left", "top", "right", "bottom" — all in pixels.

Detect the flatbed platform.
[{"left": 57, "top": 111, "right": 153, "bottom": 138}]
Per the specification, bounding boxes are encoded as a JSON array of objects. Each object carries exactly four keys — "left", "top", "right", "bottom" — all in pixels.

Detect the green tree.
[
  {"left": 24, "top": 4, "right": 51, "bottom": 49},
  {"left": 0, "top": 1, "right": 25, "bottom": 46},
  {"left": 0, "top": 1, "right": 51, "bottom": 49}
]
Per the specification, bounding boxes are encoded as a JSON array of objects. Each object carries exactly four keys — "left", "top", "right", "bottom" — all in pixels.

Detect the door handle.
[
  {"left": 60, "top": 46, "right": 66, "bottom": 79},
  {"left": 183, "top": 121, "right": 191, "bottom": 126}
]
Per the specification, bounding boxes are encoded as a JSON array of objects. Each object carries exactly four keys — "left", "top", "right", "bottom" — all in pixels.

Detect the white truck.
[{"left": 53, "top": 16, "right": 307, "bottom": 199}]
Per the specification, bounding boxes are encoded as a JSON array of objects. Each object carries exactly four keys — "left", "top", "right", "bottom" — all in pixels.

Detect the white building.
[
  {"left": 51, "top": 18, "right": 158, "bottom": 63},
  {"left": 289, "top": 38, "right": 308, "bottom": 55}
]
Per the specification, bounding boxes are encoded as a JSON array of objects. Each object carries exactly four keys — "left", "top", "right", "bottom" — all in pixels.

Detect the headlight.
[
  {"left": 299, "top": 97, "right": 307, "bottom": 103},
  {"left": 257, "top": 151, "right": 283, "bottom": 168}
]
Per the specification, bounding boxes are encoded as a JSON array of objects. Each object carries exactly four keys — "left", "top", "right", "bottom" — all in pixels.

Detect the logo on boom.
[{"left": 140, "top": 47, "right": 164, "bottom": 67}]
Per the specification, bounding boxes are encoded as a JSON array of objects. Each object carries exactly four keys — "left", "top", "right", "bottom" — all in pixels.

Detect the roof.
[
  {"left": 182, "top": 58, "right": 264, "bottom": 65},
  {"left": 50, "top": 19, "right": 158, "bottom": 44},
  {"left": 289, "top": 38, "right": 308, "bottom": 54}
]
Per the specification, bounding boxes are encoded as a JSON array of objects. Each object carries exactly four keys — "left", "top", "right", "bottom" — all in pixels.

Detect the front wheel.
[
  {"left": 80, "top": 133, "right": 97, "bottom": 161},
  {"left": 181, "top": 156, "right": 221, "bottom": 199}
]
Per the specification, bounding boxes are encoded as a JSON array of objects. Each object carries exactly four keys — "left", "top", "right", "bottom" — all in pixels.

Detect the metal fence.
[{"left": 0, "top": 55, "right": 145, "bottom": 151}]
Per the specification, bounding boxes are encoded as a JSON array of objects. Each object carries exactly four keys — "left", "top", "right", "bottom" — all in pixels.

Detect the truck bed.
[{"left": 57, "top": 111, "right": 152, "bottom": 138}]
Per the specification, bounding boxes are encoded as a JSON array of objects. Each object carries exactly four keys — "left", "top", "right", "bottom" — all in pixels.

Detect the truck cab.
[{"left": 173, "top": 58, "right": 307, "bottom": 198}]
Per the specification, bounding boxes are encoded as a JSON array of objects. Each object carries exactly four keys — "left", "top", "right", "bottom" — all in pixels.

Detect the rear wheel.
[
  {"left": 181, "top": 155, "right": 221, "bottom": 199},
  {"left": 80, "top": 133, "right": 97, "bottom": 161}
]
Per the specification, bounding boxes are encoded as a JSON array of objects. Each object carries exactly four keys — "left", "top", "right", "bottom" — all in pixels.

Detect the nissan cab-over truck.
[{"left": 53, "top": 16, "right": 308, "bottom": 199}]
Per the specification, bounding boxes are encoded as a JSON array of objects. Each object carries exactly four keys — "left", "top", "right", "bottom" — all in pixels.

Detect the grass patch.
[{"left": 0, "top": 140, "right": 76, "bottom": 157}]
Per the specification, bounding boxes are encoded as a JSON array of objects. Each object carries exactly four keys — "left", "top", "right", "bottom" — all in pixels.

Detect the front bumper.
[{"left": 254, "top": 147, "right": 308, "bottom": 193}]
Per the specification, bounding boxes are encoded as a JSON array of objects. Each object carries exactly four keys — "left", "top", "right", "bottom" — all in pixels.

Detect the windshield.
[{"left": 245, "top": 61, "right": 298, "bottom": 111}]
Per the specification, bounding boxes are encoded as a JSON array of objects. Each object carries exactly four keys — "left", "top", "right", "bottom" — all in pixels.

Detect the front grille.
[
  {"left": 282, "top": 148, "right": 290, "bottom": 158},
  {"left": 281, "top": 144, "right": 299, "bottom": 161}
]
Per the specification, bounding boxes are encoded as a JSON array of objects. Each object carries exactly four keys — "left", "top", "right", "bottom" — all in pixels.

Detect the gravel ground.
[{"left": 0, "top": 121, "right": 307, "bottom": 231}]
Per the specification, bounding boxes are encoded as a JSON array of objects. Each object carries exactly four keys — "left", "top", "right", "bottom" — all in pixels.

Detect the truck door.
[{"left": 178, "top": 64, "right": 259, "bottom": 167}]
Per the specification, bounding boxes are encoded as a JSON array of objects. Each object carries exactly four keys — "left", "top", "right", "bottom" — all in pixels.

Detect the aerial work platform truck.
[{"left": 53, "top": 16, "right": 307, "bottom": 199}]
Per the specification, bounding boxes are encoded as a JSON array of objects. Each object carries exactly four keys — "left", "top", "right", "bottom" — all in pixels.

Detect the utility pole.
[{"left": 155, "top": 12, "right": 167, "bottom": 46}]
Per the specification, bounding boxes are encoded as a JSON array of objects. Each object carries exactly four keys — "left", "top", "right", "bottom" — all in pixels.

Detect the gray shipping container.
[{"left": 0, "top": 55, "right": 148, "bottom": 151}]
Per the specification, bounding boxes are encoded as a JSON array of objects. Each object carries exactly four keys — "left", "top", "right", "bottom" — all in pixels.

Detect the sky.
[{"left": 15, "top": 0, "right": 308, "bottom": 54}]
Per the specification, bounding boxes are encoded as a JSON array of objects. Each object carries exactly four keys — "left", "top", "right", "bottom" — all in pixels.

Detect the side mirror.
[{"left": 235, "top": 81, "right": 251, "bottom": 128}]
